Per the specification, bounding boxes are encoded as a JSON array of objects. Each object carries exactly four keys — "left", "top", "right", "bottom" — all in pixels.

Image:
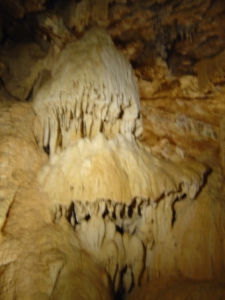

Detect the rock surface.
[
  {"left": 127, "top": 277, "right": 225, "bottom": 300},
  {"left": 0, "top": 0, "right": 225, "bottom": 299}
]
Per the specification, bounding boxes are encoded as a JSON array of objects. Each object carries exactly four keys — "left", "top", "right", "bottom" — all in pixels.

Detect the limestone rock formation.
[
  {"left": 0, "top": 101, "right": 113, "bottom": 300},
  {"left": 0, "top": 0, "right": 225, "bottom": 299},
  {"left": 32, "top": 26, "right": 208, "bottom": 294},
  {"left": 33, "top": 27, "right": 142, "bottom": 154}
]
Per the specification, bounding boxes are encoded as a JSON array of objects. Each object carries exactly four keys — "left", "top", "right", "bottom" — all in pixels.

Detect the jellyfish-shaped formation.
[{"left": 34, "top": 27, "right": 208, "bottom": 293}]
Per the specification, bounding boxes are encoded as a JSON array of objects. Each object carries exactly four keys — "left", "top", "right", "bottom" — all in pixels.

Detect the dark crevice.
[
  {"left": 171, "top": 196, "right": 178, "bottom": 227},
  {"left": 43, "top": 145, "right": 50, "bottom": 155}
]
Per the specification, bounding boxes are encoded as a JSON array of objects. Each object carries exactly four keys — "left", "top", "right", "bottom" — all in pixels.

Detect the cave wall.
[{"left": 0, "top": 0, "right": 225, "bottom": 299}]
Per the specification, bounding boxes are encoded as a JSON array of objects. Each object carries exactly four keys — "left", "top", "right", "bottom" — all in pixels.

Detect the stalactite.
[{"left": 33, "top": 27, "right": 142, "bottom": 154}]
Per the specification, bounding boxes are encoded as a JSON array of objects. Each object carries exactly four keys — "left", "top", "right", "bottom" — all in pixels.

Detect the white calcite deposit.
[
  {"left": 34, "top": 27, "right": 208, "bottom": 294},
  {"left": 33, "top": 27, "right": 142, "bottom": 154}
]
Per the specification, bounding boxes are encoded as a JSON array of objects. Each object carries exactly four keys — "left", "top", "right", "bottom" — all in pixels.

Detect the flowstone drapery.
[
  {"left": 33, "top": 27, "right": 142, "bottom": 154},
  {"left": 34, "top": 27, "right": 208, "bottom": 294}
]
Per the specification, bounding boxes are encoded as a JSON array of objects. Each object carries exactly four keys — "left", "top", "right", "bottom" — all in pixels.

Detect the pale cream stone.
[
  {"left": 33, "top": 27, "right": 142, "bottom": 154},
  {"left": 37, "top": 133, "right": 207, "bottom": 206}
]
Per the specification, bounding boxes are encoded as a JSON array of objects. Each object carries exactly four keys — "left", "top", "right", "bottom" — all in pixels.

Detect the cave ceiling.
[{"left": 0, "top": 0, "right": 225, "bottom": 83}]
